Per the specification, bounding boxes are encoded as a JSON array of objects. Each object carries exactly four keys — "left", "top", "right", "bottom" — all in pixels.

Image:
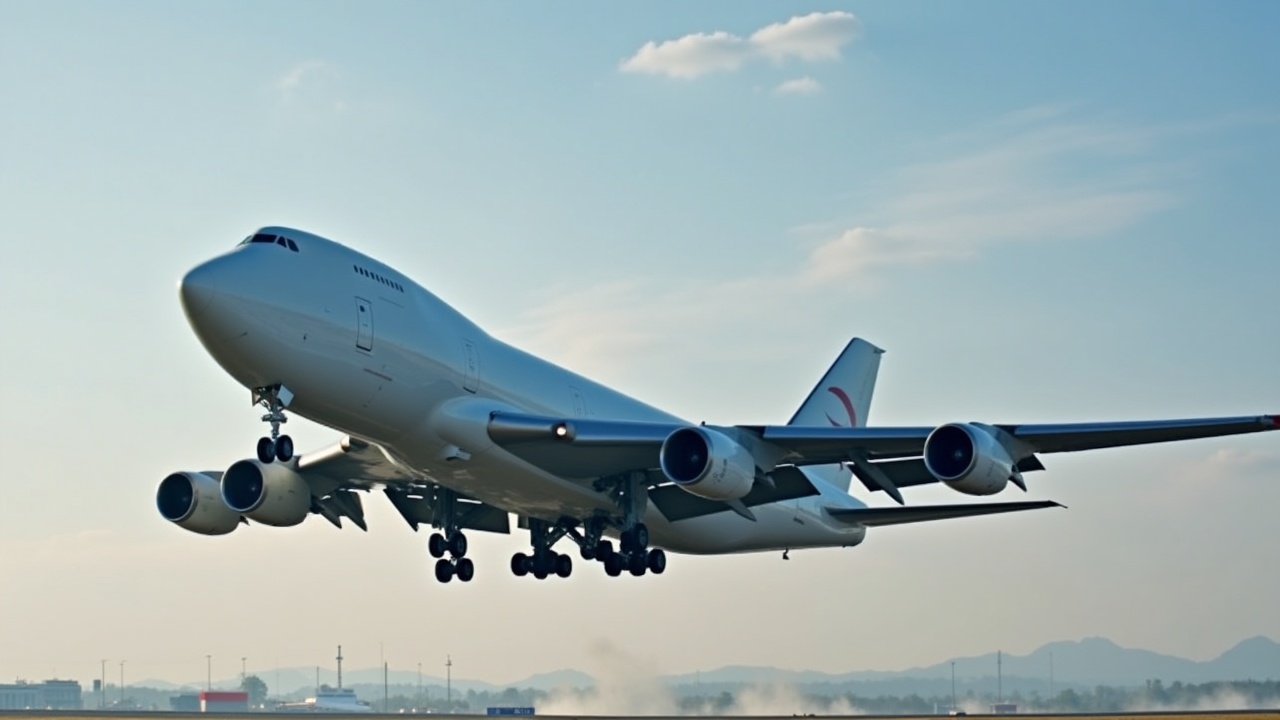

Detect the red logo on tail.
[{"left": 825, "top": 386, "right": 858, "bottom": 427}]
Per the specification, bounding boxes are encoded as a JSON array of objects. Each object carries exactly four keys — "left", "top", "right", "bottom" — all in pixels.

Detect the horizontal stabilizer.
[{"left": 826, "top": 500, "right": 1063, "bottom": 527}]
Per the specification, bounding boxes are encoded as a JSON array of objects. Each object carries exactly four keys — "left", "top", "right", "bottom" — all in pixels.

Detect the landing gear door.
[
  {"left": 356, "top": 297, "right": 373, "bottom": 352},
  {"left": 461, "top": 339, "right": 480, "bottom": 393}
]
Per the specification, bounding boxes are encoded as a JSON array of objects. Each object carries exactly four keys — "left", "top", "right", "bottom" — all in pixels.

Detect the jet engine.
[
  {"left": 220, "top": 459, "right": 312, "bottom": 527},
  {"left": 156, "top": 471, "right": 240, "bottom": 535},
  {"left": 659, "top": 427, "right": 755, "bottom": 501},
  {"left": 923, "top": 423, "right": 1017, "bottom": 496}
]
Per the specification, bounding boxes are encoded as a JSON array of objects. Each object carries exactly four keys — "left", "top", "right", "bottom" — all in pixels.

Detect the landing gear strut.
[
  {"left": 585, "top": 472, "right": 667, "bottom": 578},
  {"left": 427, "top": 486, "right": 473, "bottom": 583},
  {"left": 253, "top": 385, "right": 294, "bottom": 463},
  {"left": 510, "top": 518, "right": 573, "bottom": 580}
]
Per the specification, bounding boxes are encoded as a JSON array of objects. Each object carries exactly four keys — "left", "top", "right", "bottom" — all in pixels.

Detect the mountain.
[
  {"left": 153, "top": 636, "right": 1278, "bottom": 696},
  {"left": 656, "top": 636, "right": 1280, "bottom": 691}
]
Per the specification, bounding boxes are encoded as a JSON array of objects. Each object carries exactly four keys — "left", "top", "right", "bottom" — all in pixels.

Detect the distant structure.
[
  {"left": 990, "top": 703, "right": 1018, "bottom": 714},
  {"left": 0, "top": 680, "right": 82, "bottom": 710},
  {"left": 200, "top": 691, "right": 249, "bottom": 713},
  {"left": 276, "top": 687, "right": 371, "bottom": 713}
]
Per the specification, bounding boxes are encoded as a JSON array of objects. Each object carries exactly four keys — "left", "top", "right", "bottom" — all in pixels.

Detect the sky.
[{"left": 1, "top": 0, "right": 1279, "bottom": 693}]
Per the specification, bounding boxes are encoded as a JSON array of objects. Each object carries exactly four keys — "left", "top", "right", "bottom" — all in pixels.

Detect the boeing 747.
[{"left": 157, "top": 227, "right": 1279, "bottom": 583}]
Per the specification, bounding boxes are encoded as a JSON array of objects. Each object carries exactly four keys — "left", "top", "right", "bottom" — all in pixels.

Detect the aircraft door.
[
  {"left": 461, "top": 339, "right": 480, "bottom": 393},
  {"left": 356, "top": 297, "right": 373, "bottom": 351}
]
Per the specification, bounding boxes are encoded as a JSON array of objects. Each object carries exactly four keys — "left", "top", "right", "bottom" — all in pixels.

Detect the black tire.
[
  {"left": 455, "top": 558, "right": 475, "bottom": 582},
  {"left": 555, "top": 553, "right": 573, "bottom": 578},
  {"left": 595, "top": 539, "right": 614, "bottom": 560},
  {"left": 628, "top": 552, "right": 647, "bottom": 576},
  {"left": 275, "top": 434, "right": 294, "bottom": 462},
  {"left": 632, "top": 523, "right": 649, "bottom": 550},
  {"left": 448, "top": 531, "right": 468, "bottom": 558},
  {"left": 603, "top": 553, "right": 623, "bottom": 577},
  {"left": 256, "top": 437, "right": 275, "bottom": 464},
  {"left": 647, "top": 548, "right": 667, "bottom": 575},
  {"left": 620, "top": 528, "right": 635, "bottom": 553},
  {"left": 511, "top": 552, "right": 529, "bottom": 577},
  {"left": 428, "top": 533, "right": 446, "bottom": 559},
  {"left": 580, "top": 545, "right": 596, "bottom": 561},
  {"left": 434, "top": 558, "right": 454, "bottom": 583}
]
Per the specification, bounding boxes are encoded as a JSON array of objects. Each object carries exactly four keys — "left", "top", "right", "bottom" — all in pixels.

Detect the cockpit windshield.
[{"left": 238, "top": 233, "right": 299, "bottom": 252}]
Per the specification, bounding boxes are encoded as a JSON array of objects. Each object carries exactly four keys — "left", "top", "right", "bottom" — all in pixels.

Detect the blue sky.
[{"left": 1, "top": 1, "right": 1278, "bottom": 693}]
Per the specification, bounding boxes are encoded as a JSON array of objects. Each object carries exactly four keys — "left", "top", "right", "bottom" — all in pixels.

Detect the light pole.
[
  {"left": 242, "top": 657, "right": 247, "bottom": 687},
  {"left": 445, "top": 656, "right": 452, "bottom": 713},
  {"left": 206, "top": 654, "right": 212, "bottom": 691},
  {"left": 119, "top": 660, "right": 125, "bottom": 705},
  {"left": 417, "top": 663, "right": 422, "bottom": 709},
  {"left": 950, "top": 661, "right": 956, "bottom": 711},
  {"left": 100, "top": 660, "right": 107, "bottom": 709}
]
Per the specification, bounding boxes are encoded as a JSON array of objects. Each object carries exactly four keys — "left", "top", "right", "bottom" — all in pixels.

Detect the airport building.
[
  {"left": 0, "top": 680, "right": 83, "bottom": 710},
  {"left": 200, "top": 691, "right": 249, "bottom": 713}
]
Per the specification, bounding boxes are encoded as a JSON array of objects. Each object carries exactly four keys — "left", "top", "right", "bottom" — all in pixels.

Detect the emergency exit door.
[{"left": 355, "top": 297, "right": 373, "bottom": 351}]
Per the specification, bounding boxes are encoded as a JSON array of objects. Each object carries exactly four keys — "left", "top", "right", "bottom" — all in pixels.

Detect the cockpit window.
[{"left": 241, "top": 233, "right": 300, "bottom": 252}]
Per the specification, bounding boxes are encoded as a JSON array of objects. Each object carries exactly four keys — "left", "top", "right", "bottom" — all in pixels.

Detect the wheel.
[
  {"left": 455, "top": 558, "right": 475, "bottom": 582},
  {"left": 511, "top": 552, "right": 529, "bottom": 577},
  {"left": 632, "top": 523, "right": 649, "bottom": 550},
  {"left": 555, "top": 553, "right": 573, "bottom": 578},
  {"left": 428, "top": 533, "right": 446, "bottom": 559},
  {"left": 603, "top": 553, "right": 623, "bottom": 577},
  {"left": 647, "top": 548, "right": 666, "bottom": 574},
  {"left": 628, "top": 552, "right": 647, "bottom": 576},
  {"left": 274, "top": 434, "right": 294, "bottom": 462},
  {"left": 256, "top": 437, "right": 275, "bottom": 464},
  {"left": 434, "top": 558, "right": 454, "bottom": 583},
  {"left": 595, "top": 539, "right": 614, "bottom": 560},
  {"left": 580, "top": 545, "right": 596, "bottom": 561},
  {"left": 620, "top": 528, "right": 635, "bottom": 553},
  {"left": 532, "top": 563, "right": 549, "bottom": 580},
  {"left": 448, "top": 531, "right": 468, "bottom": 558}
]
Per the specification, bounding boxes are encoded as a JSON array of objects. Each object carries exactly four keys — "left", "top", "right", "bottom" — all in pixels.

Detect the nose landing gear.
[{"left": 253, "top": 385, "right": 294, "bottom": 463}]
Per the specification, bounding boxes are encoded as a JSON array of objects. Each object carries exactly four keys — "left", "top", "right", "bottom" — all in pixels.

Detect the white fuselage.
[{"left": 180, "top": 227, "right": 868, "bottom": 554}]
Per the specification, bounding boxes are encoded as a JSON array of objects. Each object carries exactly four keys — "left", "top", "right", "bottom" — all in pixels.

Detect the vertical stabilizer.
[
  {"left": 788, "top": 338, "right": 883, "bottom": 429},
  {"left": 787, "top": 338, "right": 884, "bottom": 492}
]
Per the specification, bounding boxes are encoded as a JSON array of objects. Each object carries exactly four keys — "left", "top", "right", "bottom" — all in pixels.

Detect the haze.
[{"left": 1, "top": 1, "right": 1278, "bottom": 688}]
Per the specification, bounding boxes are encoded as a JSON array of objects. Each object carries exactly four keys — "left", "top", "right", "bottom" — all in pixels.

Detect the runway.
[{"left": 0, "top": 711, "right": 1277, "bottom": 720}]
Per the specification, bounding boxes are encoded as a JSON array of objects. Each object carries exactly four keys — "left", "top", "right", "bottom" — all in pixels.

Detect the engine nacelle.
[
  {"left": 923, "top": 423, "right": 1017, "bottom": 496},
  {"left": 221, "top": 460, "right": 312, "bottom": 527},
  {"left": 156, "top": 471, "right": 240, "bottom": 536},
  {"left": 659, "top": 427, "right": 756, "bottom": 501}
]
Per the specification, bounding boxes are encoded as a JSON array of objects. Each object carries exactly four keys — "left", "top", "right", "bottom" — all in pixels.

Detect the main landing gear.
[
  {"left": 253, "top": 385, "right": 295, "bottom": 464},
  {"left": 427, "top": 487, "right": 474, "bottom": 584},
  {"left": 509, "top": 515, "right": 667, "bottom": 581},
  {"left": 510, "top": 519, "right": 574, "bottom": 580}
]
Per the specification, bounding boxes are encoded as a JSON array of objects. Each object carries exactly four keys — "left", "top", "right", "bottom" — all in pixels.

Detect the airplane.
[{"left": 158, "top": 226, "right": 1280, "bottom": 583}]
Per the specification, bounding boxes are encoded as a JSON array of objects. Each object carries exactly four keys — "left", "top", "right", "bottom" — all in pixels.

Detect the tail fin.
[
  {"left": 788, "top": 338, "right": 883, "bottom": 429},
  {"left": 788, "top": 338, "right": 884, "bottom": 493}
]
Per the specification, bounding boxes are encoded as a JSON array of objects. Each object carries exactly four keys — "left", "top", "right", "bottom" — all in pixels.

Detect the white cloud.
[
  {"left": 619, "top": 32, "right": 750, "bottom": 79},
  {"left": 750, "top": 11, "right": 860, "bottom": 62},
  {"left": 775, "top": 76, "right": 823, "bottom": 95},
  {"left": 620, "top": 11, "right": 858, "bottom": 80},
  {"left": 277, "top": 60, "right": 331, "bottom": 92},
  {"left": 504, "top": 109, "right": 1182, "bottom": 395}
]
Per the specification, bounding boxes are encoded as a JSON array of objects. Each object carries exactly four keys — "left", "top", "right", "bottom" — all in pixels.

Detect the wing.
[
  {"left": 295, "top": 436, "right": 510, "bottom": 534},
  {"left": 749, "top": 415, "right": 1280, "bottom": 463},
  {"left": 826, "top": 500, "right": 1063, "bottom": 527},
  {"left": 487, "top": 411, "right": 1279, "bottom": 501}
]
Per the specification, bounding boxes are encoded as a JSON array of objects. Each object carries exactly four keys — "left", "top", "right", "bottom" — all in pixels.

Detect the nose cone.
[{"left": 179, "top": 261, "right": 220, "bottom": 317}]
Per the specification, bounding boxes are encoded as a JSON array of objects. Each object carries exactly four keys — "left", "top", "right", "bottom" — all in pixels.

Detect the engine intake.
[
  {"left": 221, "top": 460, "right": 312, "bottom": 527},
  {"left": 923, "top": 423, "right": 1016, "bottom": 496},
  {"left": 659, "top": 427, "right": 755, "bottom": 501},
  {"left": 156, "top": 471, "right": 240, "bottom": 535}
]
